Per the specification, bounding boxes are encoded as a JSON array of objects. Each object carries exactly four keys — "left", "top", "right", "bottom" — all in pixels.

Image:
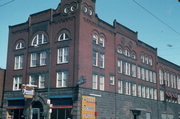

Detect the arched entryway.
[{"left": 31, "top": 101, "right": 44, "bottom": 119}]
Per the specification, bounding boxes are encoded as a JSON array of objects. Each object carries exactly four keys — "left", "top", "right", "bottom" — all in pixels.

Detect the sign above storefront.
[{"left": 22, "top": 84, "right": 36, "bottom": 99}]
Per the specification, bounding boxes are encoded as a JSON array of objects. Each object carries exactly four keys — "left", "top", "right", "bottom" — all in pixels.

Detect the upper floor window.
[
  {"left": 92, "top": 34, "right": 98, "bottom": 44},
  {"left": 31, "top": 33, "right": 47, "bottom": 46},
  {"left": 110, "top": 75, "right": 115, "bottom": 85},
  {"left": 30, "top": 53, "right": 37, "bottom": 67},
  {"left": 141, "top": 55, "right": 145, "bottom": 63},
  {"left": 16, "top": 42, "right": 25, "bottom": 50},
  {"left": 57, "top": 47, "right": 69, "bottom": 64},
  {"left": 99, "top": 76, "right": 105, "bottom": 91},
  {"left": 14, "top": 55, "right": 24, "bottom": 70},
  {"left": 99, "top": 53, "right": 104, "bottom": 68},
  {"left": 159, "top": 69, "right": 164, "bottom": 85},
  {"left": 117, "top": 47, "right": 123, "bottom": 54},
  {"left": 40, "top": 52, "right": 47, "bottom": 66},
  {"left": 29, "top": 75, "right": 36, "bottom": 86},
  {"left": 124, "top": 49, "right": 130, "bottom": 57},
  {"left": 13, "top": 76, "right": 22, "bottom": 90},
  {"left": 58, "top": 33, "right": 70, "bottom": 41},
  {"left": 38, "top": 74, "right": 45, "bottom": 88},
  {"left": 92, "top": 74, "right": 98, "bottom": 90},
  {"left": 56, "top": 71, "right": 68, "bottom": 88},
  {"left": 99, "top": 37, "right": 105, "bottom": 47},
  {"left": 131, "top": 52, "right": 136, "bottom": 59},
  {"left": 118, "top": 80, "right": 123, "bottom": 94},
  {"left": 92, "top": 51, "right": 98, "bottom": 67}
]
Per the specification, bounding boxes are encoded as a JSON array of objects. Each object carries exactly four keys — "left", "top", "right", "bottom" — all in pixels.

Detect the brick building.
[
  {"left": 2, "top": 0, "right": 180, "bottom": 119},
  {"left": 0, "top": 68, "right": 6, "bottom": 119}
]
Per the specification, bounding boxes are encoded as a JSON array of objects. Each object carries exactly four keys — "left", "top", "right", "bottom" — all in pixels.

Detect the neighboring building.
[
  {"left": 0, "top": 68, "right": 6, "bottom": 119},
  {"left": 2, "top": 0, "right": 180, "bottom": 119}
]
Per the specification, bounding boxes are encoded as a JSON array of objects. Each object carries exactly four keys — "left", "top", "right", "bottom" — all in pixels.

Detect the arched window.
[
  {"left": 31, "top": 33, "right": 47, "bottom": 46},
  {"left": 117, "top": 45, "right": 123, "bottom": 54},
  {"left": 99, "top": 36, "right": 105, "bottom": 47},
  {"left": 124, "top": 48, "right": 130, "bottom": 57},
  {"left": 16, "top": 42, "right": 25, "bottom": 50},
  {"left": 92, "top": 33, "right": 98, "bottom": 44},
  {"left": 58, "top": 33, "right": 70, "bottom": 41},
  {"left": 131, "top": 51, "right": 136, "bottom": 59}
]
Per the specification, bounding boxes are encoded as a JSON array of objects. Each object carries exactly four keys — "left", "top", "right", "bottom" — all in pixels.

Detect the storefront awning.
[
  {"left": 6, "top": 107, "right": 24, "bottom": 110},
  {"left": 49, "top": 94, "right": 73, "bottom": 99},
  {"left": 6, "top": 97, "right": 24, "bottom": 100},
  {"left": 130, "top": 108, "right": 146, "bottom": 111},
  {"left": 50, "top": 106, "right": 73, "bottom": 109}
]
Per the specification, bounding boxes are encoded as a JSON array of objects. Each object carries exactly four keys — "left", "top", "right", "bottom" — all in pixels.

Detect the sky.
[{"left": 0, "top": 0, "right": 180, "bottom": 69}]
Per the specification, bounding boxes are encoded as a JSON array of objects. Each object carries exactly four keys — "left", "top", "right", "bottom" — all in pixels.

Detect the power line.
[
  {"left": 132, "top": 0, "right": 180, "bottom": 36},
  {"left": 0, "top": 0, "right": 15, "bottom": 7}
]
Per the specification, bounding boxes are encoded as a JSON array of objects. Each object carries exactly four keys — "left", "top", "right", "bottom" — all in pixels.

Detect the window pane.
[{"left": 92, "top": 74, "right": 98, "bottom": 89}]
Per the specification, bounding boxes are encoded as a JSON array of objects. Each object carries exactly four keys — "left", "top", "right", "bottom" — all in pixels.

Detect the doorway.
[
  {"left": 31, "top": 101, "right": 44, "bottom": 119},
  {"left": 31, "top": 108, "right": 40, "bottom": 119}
]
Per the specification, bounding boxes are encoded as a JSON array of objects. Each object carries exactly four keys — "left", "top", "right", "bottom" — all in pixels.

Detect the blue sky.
[{"left": 0, "top": 0, "right": 180, "bottom": 69}]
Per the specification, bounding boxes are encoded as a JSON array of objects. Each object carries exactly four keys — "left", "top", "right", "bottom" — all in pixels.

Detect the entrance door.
[{"left": 32, "top": 108, "right": 40, "bottom": 119}]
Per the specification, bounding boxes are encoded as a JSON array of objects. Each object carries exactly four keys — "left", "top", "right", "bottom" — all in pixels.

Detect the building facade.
[
  {"left": 2, "top": 0, "right": 180, "bottom": 119},
  {"left": 0, "top": 68, "right": 6, "bottom": 119}
]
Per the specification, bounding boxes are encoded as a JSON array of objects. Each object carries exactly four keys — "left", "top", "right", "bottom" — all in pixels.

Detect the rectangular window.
[
  {"left": 118, "top": 80, "right": 123, "bottom": 94},
  {"left": 138, "top": 85, "right": 142, "bottom": 97},
  {"left": 154, "top": 89, "right": 157, "bottom": 100},
  {"left": 13, "top": 77, "right": 22, "bottom": 90},
  {"left": 93, "top": 51, "right": 98, "bottom": 66},
  {"left": 149, "top": 71, "right": 153, "bottom": 82},
  {"left": 142, "top": 86, "right": 146, "bottom": 98},
  {"left": 173, "top": 75, "right": 177, "bottom": 89},
  {"left": 137, "top": 67, "right": 141, "bottom": 79},
  {"left": 40, "top": 52, "right": 46, "bottom": 66},
  {"left": 177, "top": 76, "right": 180, "bottom": 90},
  {"left": 125, "top": 82, "right": 131, "bottom": 95},
  {"left": 145, "top": 70, "right": 149, "bottom": 81},
  {"left": 57, "top": 47, "right": 69, "bottom": 64},
  {"left": 124, "top": 62, "right": 131, "bottom": 76},
  {"left": 117, "top": 60, "right": 123, "bottom": 73},
  {"left": 178, "top": 95, "right": 180, "bottom": 104},
  {"left": 92, "top": 74, "right": 98, "bottom": 89},
  {"left": 132, "top": 84, "right": 137, "bottom": 96},
  {"left": 99, "top": 37, "right": 105, "bottom": 47},
  {"left": 99, "top": 76, "right": 105, "bottom": 91},
  {"left": 159, "top": 70, "right": 164, "bottom": 85},
  {"left": 56, "top": 71, "right": 68, "bottom": 87},
  {"left": 150, "top": 88, "right": 154, "bottom": 99},
  {"left": 30, "top": 53, "right": 37, "bottom": 67},
  {"left": 160, "top": 90, "right": 164, "bottom": 101},
  {"left": 167, "top": 73, "right": 170, "bottom": 87},
  {"left": 131, "top": 64, "right": 136, "bottom": 77},
  {"left": 146, "top": 87, "right": 150, "bottom": 99},
  {"left": 39, "top": 74, "right": 45, "bottom": 88},
  {"left": 29, "top": 75, "right": 36, "bottom": 86},
  {"left": 110, "top": 76, "right": 115, "bottom": 85},
  {"left": 170, "top": 74, "right": 174, "bottom": 88},
  {"left": 141, "top": 68, "right": 145, "bottom": 80},
  {"left": 99, "top": 53, "right": 104, "bottom": 68},
  {"left": 153, "top": 72, "right": 157, "bottom": 83},
  {"left": 14, "top": 55, "right": 24, "bottom": 70}
]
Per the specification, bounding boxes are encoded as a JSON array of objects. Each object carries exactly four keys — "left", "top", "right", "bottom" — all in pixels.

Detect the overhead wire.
[
  {"left": 0, "top": 0, "right": 15, "bottom": 7},
  {"left": 132, "top": 0, "right": 180, "bottom": 36}
]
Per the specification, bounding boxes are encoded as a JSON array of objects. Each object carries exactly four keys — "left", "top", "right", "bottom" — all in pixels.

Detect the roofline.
[
  {"left": 158, "top": 56, "right": 180, "bottom": 69},
  {"left": 138, "top": 40, "right": 157, "bottom": 51}
]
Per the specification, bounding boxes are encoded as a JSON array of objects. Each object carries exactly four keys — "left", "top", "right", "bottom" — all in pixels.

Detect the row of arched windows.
[
  {"left": 15, "top": 31, "right": 71, "bottom": 50},
  {"left": 116, "top": 46, "right": 136, "bottom": 60}
]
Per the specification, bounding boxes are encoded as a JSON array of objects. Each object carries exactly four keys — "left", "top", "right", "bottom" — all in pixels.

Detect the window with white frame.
[
  {"left": 57, "top": 47, "right": 69, "bottom": 64},
  {"left": 141, "top": 55, "right": 145, "bottom": 63},
  {"left": 137, "top": 67, "right": 141, "bottom": 79},
  {"left": 58, "top": 33, "right": 69, "bottom": 41},
  {"left": 159, "top": 70, "right": 164, "bottom": 85},
  {"left": 131, "top": 52, "right": 136, "bottom": 59},
  {"left": 149, "top": 57, "right": 153, "bottom": 66},
  {"left": 167, "top": 73, "right": 170, "bottom": 87},
  {"left": 92, "top": 34, "right": 98, "bottom": 44},
  {"left": 117, "top": 47, "right": 123, "bottom": 54},
  {"left": 164, "top": 72, "right": 167, "bottom": 86},
  {"left": 56, "top": 71, "right": 68, "bottom": 87},
  {"left": 92, "top": 74, "right": 98, "bottom": 89},
  {"left": 131, "top": 64, "right": 136, "bottom": 77},
  {"left": 173, "top": 75, "right": 177, "bottom": 89},
  {"left": 125, "top": 82, "right": 131, "bottom": 95},
  {"left": 110, "top": 75, "right": 115, "bottom": 85},
  {"left": 154, "top": 89, "right": 157, "bottom": 100},
  {"left": 13, "top": 77, "right": 22, "bottom": 90},
  {"left": 160, "top": 90, "right": 164, "bottom": 101},
  {"left": 141, "top": 68, "right": 145, "bottom": 80},
  {"left": 132, "top": 84, "right": 137, "bottom": 96},
  {"left": 31, "top": 33, "right": 47, "bottom": 46},
  {"left": 99, "top": 37, "right": 105, "bottom": 47},
  {"left": 146, "top": 87, "right": 150, "bottom": 99},
  {"left": 30, "top": 53, "right": 37, "bottom": 67},
  {"left": 117, "top": 60, "right": 123, "bottom": 73},
  {"left": 150, "top": 88, "right": 154, "bottom": 99},
  {"left": 124, "top": 49, "right": 130, "bottom": 57},
  {"left": 14, "top": 55, "right": 24, "bottom": 70},
  {"left": 149, "top": 71, "right": 153, "bottom": 82},
  {"left": 145, "top": 70, "right": 149, "bottom": 81},
  {"left": 124, "top": 62, "right": 131, "bottom": 76},
  {"left": 138, "top": 85, "right": 142, "bottom": 97},
  {"left": 118, "top": 80, "right": 123, "bottom": 94},
  {"left": 145, "top": 56, "right": 149, "bottom": 64},
  {"left": 39, "top": 74, "right": 45, "bottom": 88},
  {"left": 177, "top": 76, "right": 180, "bottom": 90},
  {"left": 93, "top": 51, "right": 98, "bottom": 66},
  {"left": 16, "top": 42, "right": 25, "bottom": 50},
  {"left": 153, "top": 72, "right": 157, "bottom": 83},
  {"left": 99, "top": 76, "right": 105, "bottom": 91},
  {"left": 29, "top": 75, "right": 36, "bottom": 86},
  {"left": 99, "top": 53, "right": 104, "bottom": 68},
  {"left": 40, "top": 52, "right": 47, "bottom": 66},
  {"left": 170, "top": 74, "right": 174, "bottom": 88},
  {"left": 142, "top": 86, "right": 146, "bottom": 98}
]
